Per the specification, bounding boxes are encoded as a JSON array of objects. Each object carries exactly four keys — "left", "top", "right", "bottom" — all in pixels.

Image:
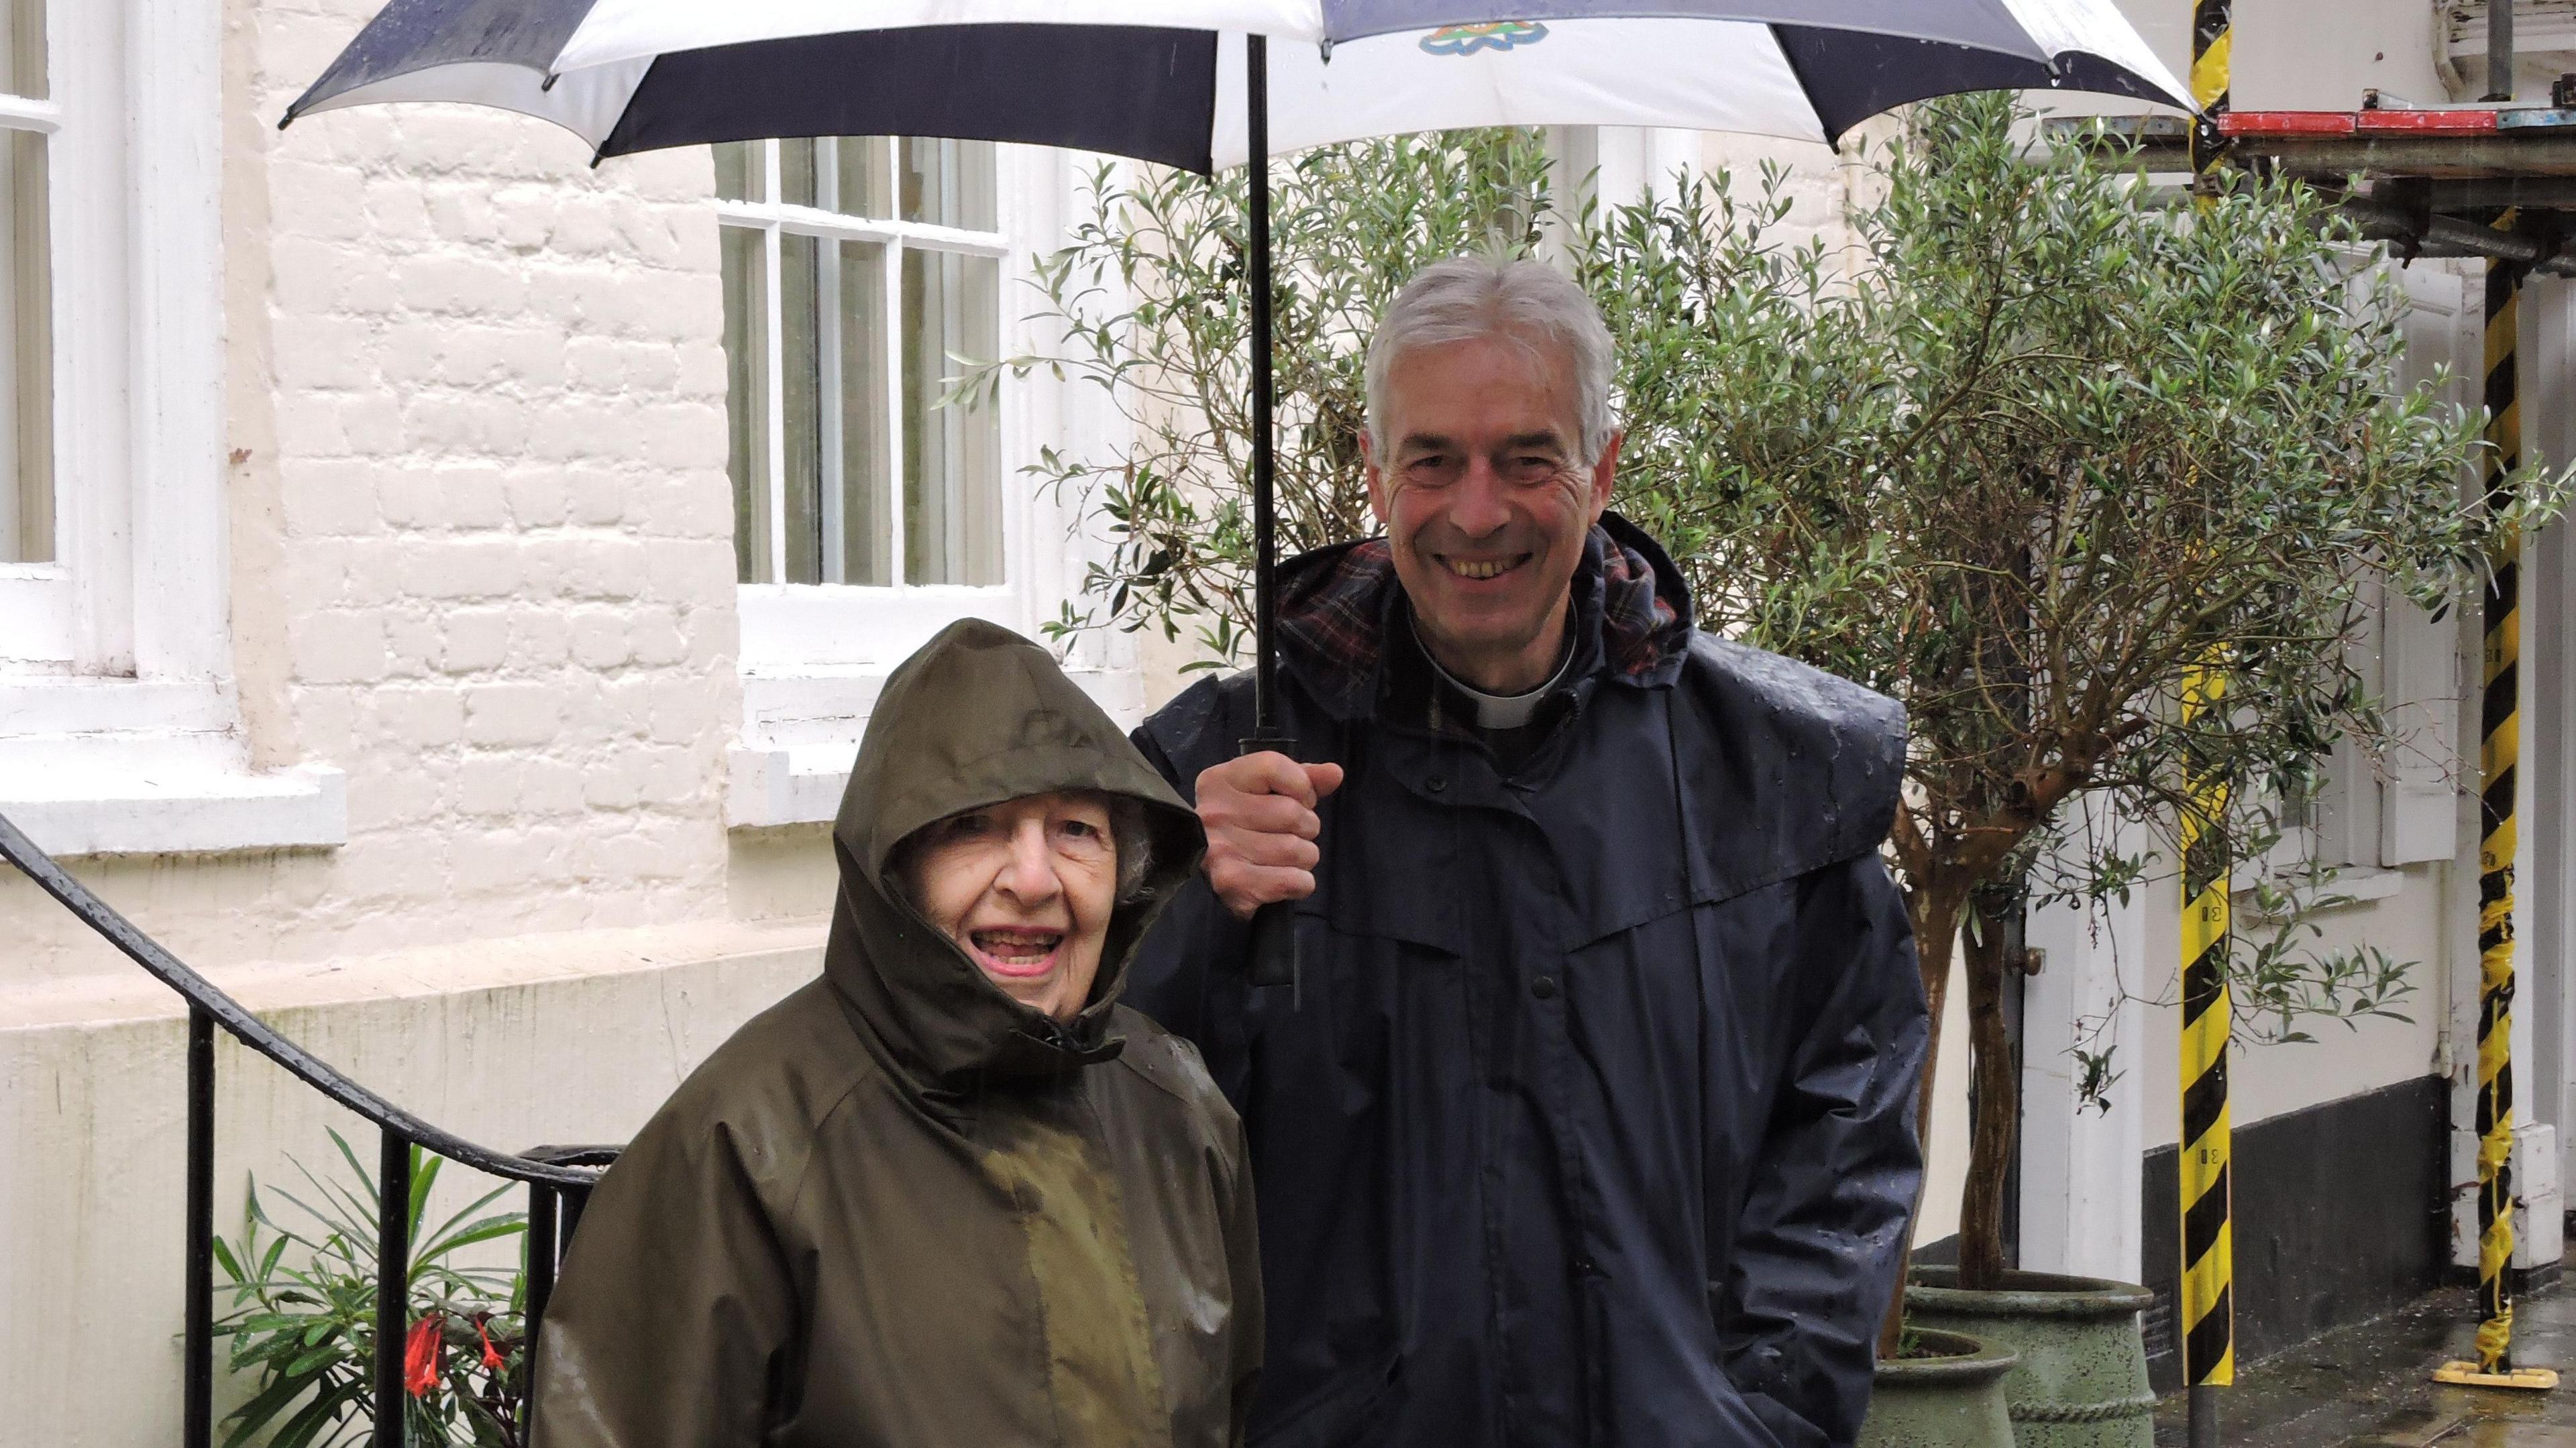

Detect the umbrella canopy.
[{"left": 284, "top": 1, "right": 2189, "bottom": 172}]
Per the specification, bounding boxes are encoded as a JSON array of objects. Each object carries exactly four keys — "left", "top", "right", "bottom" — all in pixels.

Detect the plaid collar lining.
[{"left": 1275, "top": 518, "right": 1689, "bottom": 723}]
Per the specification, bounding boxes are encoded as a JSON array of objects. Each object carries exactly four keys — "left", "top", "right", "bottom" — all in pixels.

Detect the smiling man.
[{"left": 1126, "top": 258, "right": 1930, "bottom": 1448}]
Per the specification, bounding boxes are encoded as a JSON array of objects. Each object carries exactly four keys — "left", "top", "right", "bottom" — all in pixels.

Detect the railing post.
[
  {"left": 559, "top": 1182, "right": 594, "bottom": 1252},
  {"left": 185, "top": 1007, "right": 215, "bottom": 1448},
  {"left": 376, "top": 1129, "right": 410, "bottom": 1448},
  {"left": 525, "top": 1183, "right": 557, "bottom": 1418}
]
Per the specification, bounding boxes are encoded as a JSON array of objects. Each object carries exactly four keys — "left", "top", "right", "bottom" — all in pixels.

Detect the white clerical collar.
[{"left": 1413, "top": 619, "right": 1574, "bottom": 730}]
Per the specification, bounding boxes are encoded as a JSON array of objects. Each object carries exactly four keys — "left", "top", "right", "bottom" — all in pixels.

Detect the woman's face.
[{"left": 901, "top": 791, "right": 1120, "bottom": 1021}]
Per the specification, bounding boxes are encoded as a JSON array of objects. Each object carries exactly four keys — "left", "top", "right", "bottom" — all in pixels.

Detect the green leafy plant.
[
  {"left": 959, "top": 128, "right": 1554, "bottom": 665},
  {"left": 211, "top": 1130, "right": 529, "bottom": 1448}
]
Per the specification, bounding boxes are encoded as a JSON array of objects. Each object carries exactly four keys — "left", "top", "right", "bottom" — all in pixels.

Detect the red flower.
[
  {"left": 477, "top": 1319, "right": 505, "bottom": 1374},
  {"left": 403, "top": 1313, "right": 443, "bottom": 1397}
]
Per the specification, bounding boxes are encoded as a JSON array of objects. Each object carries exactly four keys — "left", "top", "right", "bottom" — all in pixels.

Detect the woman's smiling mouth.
[{"left": 967, "top": 927, "right": 1064, "bottom": 977}]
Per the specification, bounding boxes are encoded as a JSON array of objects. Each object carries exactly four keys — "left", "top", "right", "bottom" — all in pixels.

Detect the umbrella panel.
[{"left": 600, "top": 26, "right": 1222, "bottom": 170}]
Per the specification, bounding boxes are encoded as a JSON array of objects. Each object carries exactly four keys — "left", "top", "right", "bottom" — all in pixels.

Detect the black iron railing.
[{"left": 0, "top": 810, "right": 618, "bottom": 1447}]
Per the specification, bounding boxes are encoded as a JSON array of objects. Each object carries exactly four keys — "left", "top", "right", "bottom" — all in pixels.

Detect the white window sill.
[
  {"left": 0, "top": 677, "right": 348, "bottom": 857},
  {"left": 725, "top": 662, "right": 1147, "bottom": 829},
  {"left": 2233, "top": 862, "right": 2409, "bottom": 917},
  {"left": 4, "top": 765, "right": 347, "bottom": 857},
  {"left": 2311, "top": 865, "right": 2409, "bottom": 906},
  {"left": 727, "top": 742, "right": 859, "bottom": 830}
]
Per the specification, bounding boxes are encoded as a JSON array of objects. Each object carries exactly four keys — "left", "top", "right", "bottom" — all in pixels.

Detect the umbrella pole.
[
  {"left": 1242, "top": 35, "right": 1301, "bottom": 1000},
  {"left": 1248, "top": 34, "right": 1277, "bottom": 733}
]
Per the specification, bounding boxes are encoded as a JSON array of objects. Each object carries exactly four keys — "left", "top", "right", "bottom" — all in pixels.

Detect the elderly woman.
[{"left": 533, "top": 620, "right": 1258, "bottom": 1447}]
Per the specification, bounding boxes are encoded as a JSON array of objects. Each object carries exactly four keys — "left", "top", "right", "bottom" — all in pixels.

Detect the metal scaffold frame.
[{"left": 2112, "top": 0, "right": 2576, "bottom": 1406}]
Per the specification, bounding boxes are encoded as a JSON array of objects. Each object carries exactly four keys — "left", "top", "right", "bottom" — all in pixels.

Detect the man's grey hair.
[{"left": 1363, "top": 256, "right": 1617, "bottom": 469}]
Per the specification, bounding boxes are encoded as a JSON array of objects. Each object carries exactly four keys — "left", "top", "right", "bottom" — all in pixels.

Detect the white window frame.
[
  {"left": 718, "top": 136, "right": 1013, "bottom": 596},
  {"left": 724, "top": 143, "right": 1134, "bottom": 826},
  {"left": 2290, "top": 259, "right": 2475, "bottom": 898},
  {"left": 0, "top": 1, "right": 67, "bottom": 667},
  {"left": 0, "top": 2, "right": 344, "bottom": 856},
  {"left": 0, "top": 0, "right": 199, "bottom": 676}
]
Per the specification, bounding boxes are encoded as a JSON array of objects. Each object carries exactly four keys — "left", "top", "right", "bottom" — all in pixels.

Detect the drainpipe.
[{"left": 2489, "top": 0, "right": 2517, "bottom": 102}]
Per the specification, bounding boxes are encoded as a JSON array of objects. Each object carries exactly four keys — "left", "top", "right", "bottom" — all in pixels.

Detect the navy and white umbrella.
[
  {"left": 286, "top": 0, "right": 2187, "bottom": 989},
  {"left": 285, "top": 1, "right": 2186, "bottom": 170}
]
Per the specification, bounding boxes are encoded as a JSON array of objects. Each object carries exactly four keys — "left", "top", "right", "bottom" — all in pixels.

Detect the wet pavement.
[{"left": 2155, "top": 1278, "right": 2576, "bottom": 1447}]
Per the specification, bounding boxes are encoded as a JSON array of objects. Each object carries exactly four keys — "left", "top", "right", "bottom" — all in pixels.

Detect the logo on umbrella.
[{"left": 1419, "top": 21, "right": 1550, "bottom": 55}]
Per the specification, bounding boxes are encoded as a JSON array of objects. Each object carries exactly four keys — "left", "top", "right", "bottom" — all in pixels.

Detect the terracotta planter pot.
[
  {"left": 1858, "top": 1328, "right": 2019, "bottom": 1448},
  {"left": 1905, "top": 1268, "right": 2157, "bottom": 1448}
]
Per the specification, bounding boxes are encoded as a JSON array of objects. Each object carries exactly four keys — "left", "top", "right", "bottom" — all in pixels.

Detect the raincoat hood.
[{"left": 830, "top": 618, "right": 1204, "bottom": 1087}]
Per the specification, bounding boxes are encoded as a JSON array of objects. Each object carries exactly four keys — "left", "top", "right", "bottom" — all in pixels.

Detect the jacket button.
[
  {"left": 1532, "top": 975, "right": 1559, "bottom": 1000},
  {"left": 1426, "top": 775, "right": 1448, "bottom": 793}
]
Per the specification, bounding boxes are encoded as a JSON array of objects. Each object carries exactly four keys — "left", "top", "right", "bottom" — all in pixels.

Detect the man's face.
[{"left": 1365, "top": 333, "right": 1619, "bottom": 693}]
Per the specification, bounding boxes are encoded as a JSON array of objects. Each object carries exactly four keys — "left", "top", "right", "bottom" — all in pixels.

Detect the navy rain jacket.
[{"left": 1127, "top": 515, "right": 1929, "bottom": 1448}]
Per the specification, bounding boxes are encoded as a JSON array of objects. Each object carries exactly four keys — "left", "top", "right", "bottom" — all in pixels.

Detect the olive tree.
[{"left": 1582, "top": 95, "right": 2559, "bottom": 1306}]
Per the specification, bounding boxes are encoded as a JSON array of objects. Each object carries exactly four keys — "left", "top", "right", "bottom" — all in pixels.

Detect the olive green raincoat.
[{"left": 533, "top": 618, "right": 1258, "bottom": 1448}]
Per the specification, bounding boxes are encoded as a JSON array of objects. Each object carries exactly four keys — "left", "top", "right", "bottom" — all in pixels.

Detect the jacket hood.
[
  {"left": 828, "top": 619, "right": 1205, "bottom": 1089},
  {"left": 1275, "top": 510, "right": 1693, "bottom": 721}
]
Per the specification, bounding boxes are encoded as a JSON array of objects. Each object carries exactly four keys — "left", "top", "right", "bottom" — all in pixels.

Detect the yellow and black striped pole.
[
  {"left": 2181, "top": 10, "right": 2233, "bottom": 1447},
  {"left": 2178, "top": 663, "right": 2235, "bottom": 1424},
  {"left": 2188, "top": 0, "right": 2229, "bottom": 191},
  {"left": 2477, "top": 253, "right": 2524, "bottom": 1377},
  {"left": 2435, "top": 251, "right": 2557, "bottom": 1392}
]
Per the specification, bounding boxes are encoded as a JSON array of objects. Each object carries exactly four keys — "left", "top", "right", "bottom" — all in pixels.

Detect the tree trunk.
[
  {"left": 1878, "top": 881, "right": 1969, "bottom": 1359},
  {"left": 1955, "top": 891, "right": 2019, "bottom": 1290}
]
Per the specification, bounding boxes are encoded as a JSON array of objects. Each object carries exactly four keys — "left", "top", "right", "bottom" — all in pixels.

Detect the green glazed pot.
[
  {"left": 1858, "top": 1329, "right": 2019, "bottom": 1448},
  {"left": 1905, "top": 1268, "right": 2157, "bottom": 1448}
]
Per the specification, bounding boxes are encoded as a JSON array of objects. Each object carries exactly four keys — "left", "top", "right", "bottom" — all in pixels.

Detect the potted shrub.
[
  {"left": 1904, "top": 1270, "right": 2156, "bottom": 1447},
  {"left": 1858, "top": 1329, "right": 2019, "bottom": 1448},
  {"left": 211, "top": 1131, "right": 531, "bottom": 1448},
  {"left": 1583, "top": 96, "right": 2551, "bottom": 1437}
]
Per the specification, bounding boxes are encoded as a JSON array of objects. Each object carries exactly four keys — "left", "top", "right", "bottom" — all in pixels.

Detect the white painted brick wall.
[
  {"left": 0, "top": 19, "right": 850, "bottom": 1436},
  {"left": 0, "top": 0, "right": 772, "bottom": 981}
]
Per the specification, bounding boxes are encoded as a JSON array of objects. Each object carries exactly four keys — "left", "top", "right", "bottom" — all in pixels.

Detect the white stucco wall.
[{"left": 0, "top": 927, "right": 820, "bottom": 1445}]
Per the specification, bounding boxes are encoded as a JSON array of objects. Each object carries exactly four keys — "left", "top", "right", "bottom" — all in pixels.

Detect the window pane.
[
  {"left": 2, "top": 0, "right": 43, "bottom": 101},
  {"left": 780, "top": 137, "right": 818, "bottom": 210},
  {"left": 901, "top": 139, "right": 996, "bottom": 231},
  {"left": 712, "top": 140, "right": 761, "bottom": 203},
  {"left": 903, "top": 249, "right": 1001, "bottom": 586},
  {"left": 835, "top": 240, "right": 891, "bottom": 586},
  {"left": 720, "top": 225, "right": 770, "bottom": 583},
  {"left": 835, "top": 137, "right": 892, "bottom": 220},
  {"left": 780, "top": 231, "right": 823, "bottom": 584}
]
